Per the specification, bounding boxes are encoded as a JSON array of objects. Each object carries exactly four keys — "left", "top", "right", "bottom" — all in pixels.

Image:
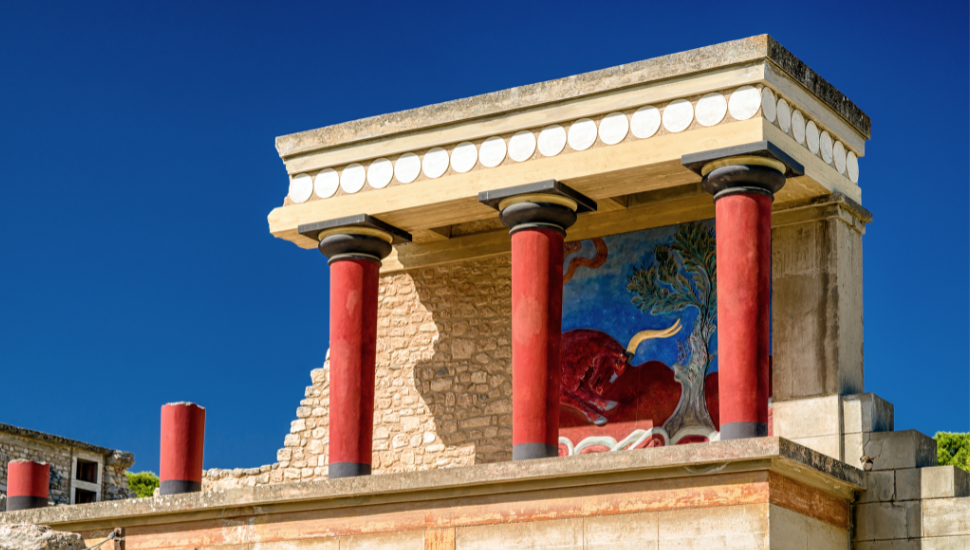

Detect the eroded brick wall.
[{"left": 205, "top": 255, "right": 514, "bottom": 489}]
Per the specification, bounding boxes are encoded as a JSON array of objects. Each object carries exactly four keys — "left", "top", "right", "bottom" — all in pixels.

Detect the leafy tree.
[
  {"left": 627, "top": 222, "right": 717, "bottom": 435},
  {"left": 126, "top": 471, "right": 160, "bottom": 498},
  {"left": 935, "top": 432, "right": 970, "bottom": 472}
]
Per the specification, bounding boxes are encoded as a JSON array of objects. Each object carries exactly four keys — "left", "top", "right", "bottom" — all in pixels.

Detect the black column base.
[
  {"left": 160, "top": 480, "right": 202, "bottom": 495},
  {"left": 512, "top": 443, "right": 560, "bottom": 461},
  {"left": 329, "top": 462, "right": 372, "bottom": 478},
  {"left": 720, "top": 421, "right": 768, "bottom": 440},
  {"left": 6, "top": 495, "right": 48, "bottom": 511}
]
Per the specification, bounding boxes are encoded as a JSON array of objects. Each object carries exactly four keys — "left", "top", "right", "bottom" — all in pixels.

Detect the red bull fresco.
[{"left": 558, "top": 221, "right": 725, "bottom": 455}]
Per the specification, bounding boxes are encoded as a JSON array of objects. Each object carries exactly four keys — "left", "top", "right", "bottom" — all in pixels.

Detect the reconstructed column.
[
  {"left": 6, "top": 460, "right": 49, "bottom": 511},
  {"left": 684, "top": 143, "right": 801, "bottom": 440},
  {"left": 480, "top": 181, "right": 596, "bottom": 460},
  {"left": 299, "top": 215, "right": 410, "bottom": 478},
  {"left": 160, "top": 402, "right": 206, "bottom": 495}
]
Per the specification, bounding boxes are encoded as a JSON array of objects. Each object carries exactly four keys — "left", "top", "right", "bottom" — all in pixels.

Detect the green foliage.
[
  {"left": 126, "top": 471, "right": 160, "bottom": 498},
  {"left": 935, "top": 432, "right": 970, "bottom": 472}
]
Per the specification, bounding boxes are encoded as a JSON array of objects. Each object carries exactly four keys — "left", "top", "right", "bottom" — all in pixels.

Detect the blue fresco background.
[{"left": 563, "top": 220, "right": 719, "bottom": 373}]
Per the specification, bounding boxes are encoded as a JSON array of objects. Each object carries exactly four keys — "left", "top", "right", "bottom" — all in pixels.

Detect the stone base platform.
[{"left": 1, "top": 438, "right": 865, "bottom": 550}]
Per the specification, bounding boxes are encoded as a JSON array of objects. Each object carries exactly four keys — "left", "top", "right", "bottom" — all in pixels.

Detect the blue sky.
[{"left": 1, "top": 1, "right": 967, "bottom": 473}]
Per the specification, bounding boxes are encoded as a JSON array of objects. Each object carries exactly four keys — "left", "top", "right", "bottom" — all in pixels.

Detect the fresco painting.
[{"left": 558, "top": 220, "right": 724, "bottom": 456}]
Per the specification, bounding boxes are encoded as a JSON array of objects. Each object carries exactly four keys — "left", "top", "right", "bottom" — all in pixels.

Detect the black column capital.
[
  {"left": 298, "top": 214, "right": 411, "bottom": 264},
  {"left": 478, "top": 180, "right": 596, "bottom": 234},
  {"left": 681, "top": 140, "right": 804, "bottom": 200}
]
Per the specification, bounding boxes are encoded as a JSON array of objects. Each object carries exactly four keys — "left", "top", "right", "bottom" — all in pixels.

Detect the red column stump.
[
  {"left": 160, "top": 402, "right": 206, "bottom": 494},
  {"left": 7, "top": 460, "right": 49, "bottom": 510}
]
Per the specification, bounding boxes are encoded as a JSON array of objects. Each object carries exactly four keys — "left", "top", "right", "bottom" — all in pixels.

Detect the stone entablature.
[{"left": 0, "top": 423, "right": 134, "bottom": 508}]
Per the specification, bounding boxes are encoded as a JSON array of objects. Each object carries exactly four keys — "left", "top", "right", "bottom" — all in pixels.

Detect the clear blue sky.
[{"left": 1, "top": 1, "right": 967, "bottom": 473}]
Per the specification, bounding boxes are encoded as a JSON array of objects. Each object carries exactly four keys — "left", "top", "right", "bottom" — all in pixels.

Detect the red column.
[
  {"left": 328, "top": 257, "right": 380, "bottom": 478},
  {"left": 716, "top": 192, "right": 772, "bottom": 439},
  {"left": 160, "top": 402, "right": 206, "bottom": 494},
  {"left": 6, "top": 460, "right": 49, "bottom": 510},
  {"left": 511, "top": 227, "right": 564, "bottom": 460}
]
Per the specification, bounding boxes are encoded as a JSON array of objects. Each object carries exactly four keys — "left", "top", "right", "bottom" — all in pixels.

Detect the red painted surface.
[
  {"left": 160, "top": 403, "right": 205, "bottom": 483},
  {"left": 715, "top": 192, "right": 772, "bottom": 432},
  {"left": 329, "top": 258, "right": 380, "bottom": 466},
  {"left": 7, "top": 461, "right": 49, "bottom": 498},
  {"left": 705, "top": 371, "right": 720, "bottom": 429},
  {"left": 511, "top": 227, "right": 564, "bottom": 450}
]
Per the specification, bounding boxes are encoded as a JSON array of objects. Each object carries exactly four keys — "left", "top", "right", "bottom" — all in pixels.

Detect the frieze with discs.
[{"left": 286, "top": 84, "right": 863, "bottom": 203}]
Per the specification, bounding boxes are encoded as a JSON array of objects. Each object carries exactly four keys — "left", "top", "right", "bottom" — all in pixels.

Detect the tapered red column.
[
  {"left": 160, "top": 402, "right": 206, "bottom": 495},
  {"left": 480, "top": 181, "right": 595, "bottom": 460},
  {"left": 300, "top": 215, "right": 411, "bottom": 478},
  {"left": 6, "top": 460, "right": 49, "bottom": 511}
]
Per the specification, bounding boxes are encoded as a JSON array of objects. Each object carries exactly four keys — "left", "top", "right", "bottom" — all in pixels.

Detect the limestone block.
[
  {"left": 853, "top": 501, "right": 922, "bottom": 541},
  {"left": 922, "top": 497, "right": 970, "bottom": 537},
  {"left": 0, "top": 524, "right": 84, "bottom": 550},
  {"left": 895, "top": 468, "right": 922, "bottom": 502},
  {"left": 864, "top": 431, "right": 937, "bottom": 471},
  {"left": 584, "top": 511, "right": 658, "bottom": 550},
  {"left": 857, "top": 471, "right": 895, "bottom": 503},
  {"left": 790, "top": 435, "right": 842, "bottom": 461},
  {"left": 844, "top": 432, "right": 869, "bottom": 468},
  {"left": 773, "top": 395, "right": 841, "bottom": 439},
  {"left": 658, "top": 503, "right": 768, "bottom": 549},
  {"left": 341, "top": 531, "right": 425, "bottom": 550},
  {"left": 921, "top": 466, "right": 970, "bottom": 500},
  {"left": 921, "top": 535, "right": 970, "bottom": 550},
  {"left": 842, "top": 394, "right": 894, "bottom": 434},
  {"left": 457, "top": 518, "right": 583, "bottom": 550},
  {"left": 769, "top": 504, "right": 847, "bottom": 550}
]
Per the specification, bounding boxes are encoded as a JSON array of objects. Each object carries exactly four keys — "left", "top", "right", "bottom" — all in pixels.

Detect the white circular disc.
[
  {"left": 806, "top": 121, "right": 820, "bottom": 155},
  {"left": 819, "top": 131, "right": 834, "bottom": 164},
  {"left": 695, "top": 93, "right": 727, "bottom": 127},
  {"left": 846, "top": 151, "right": 859, "bottom": 183},
  {"left": 508, "top": 131, "right": 536, "bottom": 162},
  {"left": 630, "top": 105, "right": 661, "bottom": 138},
  {"left": 289, "top": 174, "right": 313, "bottom": 203},
  {"left": 662, "top": 99, "right": 693, "bottom": 133},
  {"left": 314, "top": 168, "right": 339, "bottom": 198},
  {"left": 340, "top": 163, "right": 365, "bottom": 193},
  {"left": 423, "top": 147, "right": 449, "bottom": 179},
  {"left": 479, "top": 136, "right": 507, "bottom": 168},
  {"left": 729, "top": 86, "right": 762, "bottom": 120},
  {"left": 791, "top": 110, "right": 806, "bottom": 145},
  {"left": 450, "top": 142, "right": 478, "bottom": 173},
  {"left": 761, "top": 88, "right": 776, "bottom": 122},
  {"left": 568, "top": 118, "right": 597, "bottom": 151},
  {"left": 598, "top": 112, "right": 629, "bottom": 145},
  {"left": 537, "top": 124, "right": 567, "bottom": 157},
  {"left": 777, "top": 99, "right": 792, "bottom": 134},
  {"left": 833, "top": 141, "right": 847, "bottom": 174},
  {"left": 366, "top": 158, "right": 393, "bottom": 189},
  {"left": 395, "top": 153, "right": 421, "bottom": 184}
]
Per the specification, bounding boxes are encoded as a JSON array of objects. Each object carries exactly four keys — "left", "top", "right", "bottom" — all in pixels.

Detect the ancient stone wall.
[{"left": 205, "top": 255, "right": 513, "bottom": 490}]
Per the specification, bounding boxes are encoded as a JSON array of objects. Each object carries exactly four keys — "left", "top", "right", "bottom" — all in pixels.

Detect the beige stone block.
[
  {"left": 340, "top": 531, "right": 425, "bottom": 550},
  {"left": 585, "top": 511, "right": 659, "bottom": 550},
  {"left": 842, "top": 394, "right": 894, "bottom": 434},
  {"left": 789, "top": 435, "right": 842, "bottom": 461},
  {"left": 844, "top": 432, "right": 869, "bottom": 468},
  {"left": 864, "top": 431, "right": 937, "bottom": 471},
  {"left": 658, "top": 503, "right": 768, "bottom": 549},
  {"left": 457, "top": 519, "right": 583, "bottom": 550},
  {"left": 857, "top": 471, "right": 895, "bottom": 504},
  {"left": 921, "top": 536, "right": 970, "bottom": 550},
  {"left": 922, "top": 497, "right": 970, "bottom": 537},
  {"left": 921, "top": 466, "right": 970, "bottom": 499},
  {"left": 852, "top": 501, "right": 922, "bottom": 542},
  {"left": 773, "top": 396, "right": 841, "bottom": 439},
  {"left": 768, "top": 504, "right": 847, "bottom": 550},
  {"left": 895, "top": 468, "right": 922, "bottom": 502}
]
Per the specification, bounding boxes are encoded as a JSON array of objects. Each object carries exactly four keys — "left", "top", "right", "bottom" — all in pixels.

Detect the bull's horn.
[{"left": 626, "top": 319, "right": 682, "bottom": 355}]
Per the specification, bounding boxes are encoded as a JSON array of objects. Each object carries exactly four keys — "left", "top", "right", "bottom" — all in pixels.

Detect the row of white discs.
[
  {"left": 289, "top": 86, "right": 857, "bottom": 203},
  {"left": 761, "top": 88, "right": 859, "bottom": 183}
]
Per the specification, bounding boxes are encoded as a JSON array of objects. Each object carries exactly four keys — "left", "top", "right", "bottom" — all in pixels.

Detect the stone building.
[
  {"left": 3, "top": 35, "right": 968, "bottom": 549},
  {"left": 0, "top": 423, "right": 135, "bottom": 509}
]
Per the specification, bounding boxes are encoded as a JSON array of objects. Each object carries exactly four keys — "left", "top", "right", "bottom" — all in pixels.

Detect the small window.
[
  {"left": 75, "top": 459, "right": 98, "bottom": 483},
  {"left": 74, "top": 488, "right": 97, "bottom": 504}
]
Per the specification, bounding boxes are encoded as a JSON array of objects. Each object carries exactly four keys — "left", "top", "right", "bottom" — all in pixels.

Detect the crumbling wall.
[
  {"left": 205, "top": 255, "right": 513, "bottom": 490},
  {"left": 0, "top": 523, "right": 84, "bottom": 550}
]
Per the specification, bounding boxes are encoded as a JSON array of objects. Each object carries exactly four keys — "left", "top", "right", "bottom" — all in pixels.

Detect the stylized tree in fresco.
[{"left": 626, "top": 222, "right": 717, "bottom": 436}]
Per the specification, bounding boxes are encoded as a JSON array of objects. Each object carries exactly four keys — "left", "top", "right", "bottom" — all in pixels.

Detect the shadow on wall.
[{"left": 408, "top": 255, "right": 515, "bottom": 466}]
